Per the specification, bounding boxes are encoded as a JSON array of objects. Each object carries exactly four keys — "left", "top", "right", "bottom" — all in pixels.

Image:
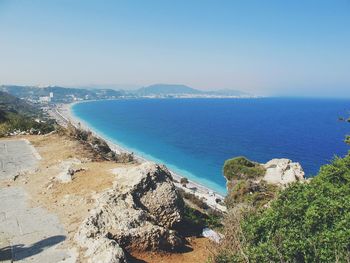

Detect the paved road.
[
  {"left": 0, "top": 140, "right": 76, "bottom": 262},
  {"left": 0, "top": 140, "right": 40, "bottom": 181}
]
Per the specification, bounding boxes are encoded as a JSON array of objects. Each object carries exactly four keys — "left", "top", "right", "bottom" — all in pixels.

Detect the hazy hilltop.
[
  {"left": 135, "top": 84, "right": 250, "bottom": 97},
  {"left": 136, "top": 84, "right": 201, "bottom": 95}
]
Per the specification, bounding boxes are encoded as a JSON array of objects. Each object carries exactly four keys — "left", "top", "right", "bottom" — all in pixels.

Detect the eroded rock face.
[
  {"left": 83, "top": 238, "right": 126, "bottom": 263},
  {"left": 118, "top": 163, "right": 184, "bottom": 228},
  {"left": 76, "top": 162, "right": 184, "bottom": 263},
  {"left": 263, "top": 158, "right": 305, "bottom": 185}
]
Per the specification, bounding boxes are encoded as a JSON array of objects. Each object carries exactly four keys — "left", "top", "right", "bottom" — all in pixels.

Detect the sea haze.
[{"left": 72, "top": 98, "right": 350, "bottom": 194}]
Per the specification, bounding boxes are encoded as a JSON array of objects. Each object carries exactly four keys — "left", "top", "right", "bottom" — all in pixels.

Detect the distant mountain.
[
  {"left": 135, "top": 84, "right": 250, "bottom": 97},
  {"left": 136, "top": 84, "right": 202, "bottom": 95}
]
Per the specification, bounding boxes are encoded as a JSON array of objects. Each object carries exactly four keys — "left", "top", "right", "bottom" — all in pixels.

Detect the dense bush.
[
  {"left": 177, "top": 188, "right": 209, "bottom": 210},
  {"left": 64, "top": 123, "right": 133, "bottom": 163},
  {"left": 225, "top": 180, "right": 278, "bottom": 209},
  {"left": 223, "top": 157, "right": 265, "bottom": 181},
  {"left": 180, "top": 177, "right": 189, "bottom": 186},
  {"left": 183, "top": 206, "right": 223, "bottom": 232},
  {"left": 215, "top": 154, "right": 350, "bottom": 263}
]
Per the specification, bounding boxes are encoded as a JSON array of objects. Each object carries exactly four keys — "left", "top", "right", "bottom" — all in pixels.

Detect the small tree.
[{"left": 180, "top": 177, "right": 189, "bottom": 187}]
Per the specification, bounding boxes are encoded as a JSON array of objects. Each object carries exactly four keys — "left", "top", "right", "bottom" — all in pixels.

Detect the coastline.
[{"left": 50, "top": 102, "right": 227, "bottom": 212}]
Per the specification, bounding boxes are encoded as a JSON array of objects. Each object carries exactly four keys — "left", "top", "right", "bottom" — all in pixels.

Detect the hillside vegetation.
[
  {"left": 223, "top": 157, "right": 277, "bottom": 209},
  {"left": 214, "top": 153, "right": 350, "bottom": 263},
  {"left": 223, "top": 157, "right": 265, "bottom": 181},
  {"left": 0, "top": 90, "right": 40, "bottom": 116},
  {"left": 60, "top": 123, "right": 134, "bottom": 163},
  {"left": 0, "top": 91, "right": 55, "bottom": 136}
]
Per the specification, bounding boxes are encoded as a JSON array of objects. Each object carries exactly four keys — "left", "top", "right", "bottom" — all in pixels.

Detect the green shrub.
[
  {"left": 0, "top": 113, "right": 55, "bottom": 137},
  {"left": 223, "top": 157, "right": 265, "bottom": 181},
  {"left": 216, "top": 154, "right": 350, "bottom": 263},
  {"left": 223, "top": 156, "right": 276, "bottom": 209},
  {"left": 178, "top": 188, "right": 209, "bottom": 210},
  {"left": 64, "top": 123, "right": 133, "bottom": 163},
  {"left": 225, "top": 180, "right": 278, "bottom": 208},
  {"left": 180, "top": 177, "right": 189, "bottom": 186},
  {"left": 183, "top": 206, "right": 223, "bottom": 230}
]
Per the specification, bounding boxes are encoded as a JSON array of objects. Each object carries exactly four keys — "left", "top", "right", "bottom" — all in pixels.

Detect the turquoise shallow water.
[{"left": 72, "top": 98, "right": 350, "bottom": 194}]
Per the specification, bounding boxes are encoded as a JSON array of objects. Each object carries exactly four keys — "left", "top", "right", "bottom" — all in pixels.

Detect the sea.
[{"left": 72, "top": 98, "right": 350, "bottom": 194}]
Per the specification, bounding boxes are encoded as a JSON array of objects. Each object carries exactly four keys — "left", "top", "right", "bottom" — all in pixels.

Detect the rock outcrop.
[
  {"left": 66, "top": 124, "right": 134, "bottom": 163},
  {"left": 263, "top": 158, "right": 305, "bottom": 186},
  {"left": 56, "top": 158, "right": 81, "bottom": 183},
  {"left": 223, "top": 157, "right": 305, "bottom": 209},
  {"left": 76, "top": 162, "right": 184, "bottom": 263}
]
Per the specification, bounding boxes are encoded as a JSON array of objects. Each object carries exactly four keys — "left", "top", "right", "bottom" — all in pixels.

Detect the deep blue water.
[{"left": 72, "top": 98, "right": 350, "bottom": 194}]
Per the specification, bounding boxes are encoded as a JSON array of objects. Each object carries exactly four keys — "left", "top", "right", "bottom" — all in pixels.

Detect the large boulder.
[
  {"left": 116, "top": 162, "right": 184, "bottom": 228},
  {"left": 82, "top": 238, "right": 127, "bottom": 263},
  {"left": 76, "top": 162, "right": 184, "bottom": 263},
  {"left": 263, "top": 158, "right": 305, "bottom": 185}
]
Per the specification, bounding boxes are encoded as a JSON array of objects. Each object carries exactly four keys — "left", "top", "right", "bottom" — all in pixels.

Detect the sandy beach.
[{"left": 49, "top": 102, "right": 227, "bottom": 212}]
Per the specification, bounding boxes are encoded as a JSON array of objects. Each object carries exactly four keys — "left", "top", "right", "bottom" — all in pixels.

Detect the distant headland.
[{"left": 0, "top": 84, "right": 256, "bottom": 104}]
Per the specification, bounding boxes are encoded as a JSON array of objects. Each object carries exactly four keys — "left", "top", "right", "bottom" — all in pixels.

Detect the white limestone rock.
[
  {"left": 263, "top": 158, "right": 305, "bottom": 185},
  {"left": 81, "top": 236, "right": 126, "bottom": 263},
  {"left": 56, "top": 158, "right": 81, "bottom": 183},
  {"left": 76, "top": 162, "right": 184, "bottom": 262}
]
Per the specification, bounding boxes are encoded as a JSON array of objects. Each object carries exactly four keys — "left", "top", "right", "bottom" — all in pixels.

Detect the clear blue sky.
[{"left": 0, "top": 0, "right": 349, "bottom": 97}]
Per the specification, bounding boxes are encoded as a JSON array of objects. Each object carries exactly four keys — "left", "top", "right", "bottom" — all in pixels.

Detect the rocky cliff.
[
  {"left": 263, "top": 158, "right": 305, "bottom": 186},
  {"left": 223, "top": 157, "right": 305, "bottom": 208},
  {"left": 76, "top": 162, "right": 184, "bottom": 263}
]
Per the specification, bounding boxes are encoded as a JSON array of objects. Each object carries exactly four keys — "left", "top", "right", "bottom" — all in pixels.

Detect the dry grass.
[
  {"left": 207, "top": 207, "right": 253, "bottom": 263},
  {"left": 11, "top": 133, "right": 126, "bottom": 245}
]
